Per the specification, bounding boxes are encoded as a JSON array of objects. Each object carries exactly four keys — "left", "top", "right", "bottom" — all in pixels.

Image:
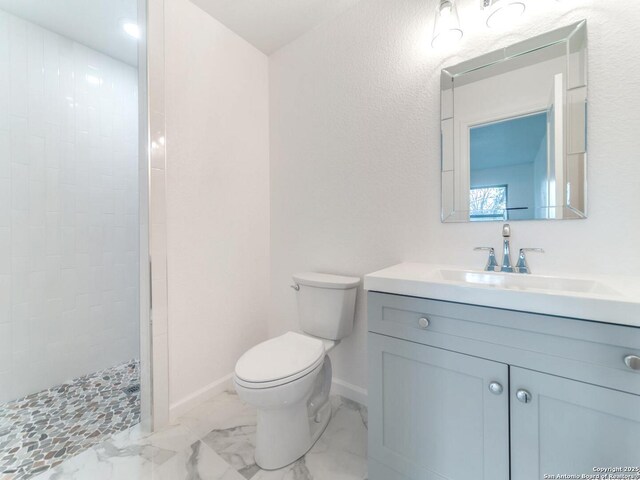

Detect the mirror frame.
[{"left": 440, "top": 20, "right": 588, "bottom": 223}]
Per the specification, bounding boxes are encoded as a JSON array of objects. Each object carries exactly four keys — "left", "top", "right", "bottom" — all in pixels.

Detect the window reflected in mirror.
[{"left": 470, "top": 185, "right": 508, "bottom": 221}]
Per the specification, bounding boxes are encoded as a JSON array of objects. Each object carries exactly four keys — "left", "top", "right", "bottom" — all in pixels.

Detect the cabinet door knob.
[
  {"left": 624, "top": 355, "right": 640, "bottom": 371},
  {"left": 516, "top": 389, "right": 532, "bottom": 404},
  {"left": 418, "top": 317, "right": 430, "bottom": 329},
  {"left": 488, "top": 382, "right": 503, "bottom": 395}
]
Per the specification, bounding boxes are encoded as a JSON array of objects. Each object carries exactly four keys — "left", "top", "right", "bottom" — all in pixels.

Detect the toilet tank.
[{"left": 292, "top": 272, "right": 360, "bottom": 341}]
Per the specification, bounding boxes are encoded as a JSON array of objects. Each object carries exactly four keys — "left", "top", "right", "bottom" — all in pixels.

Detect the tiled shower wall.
[{"left": 0, "top": 10, "right": 139, "bottom": 402}]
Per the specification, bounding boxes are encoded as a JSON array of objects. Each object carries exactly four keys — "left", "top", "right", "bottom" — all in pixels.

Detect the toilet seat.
[{"left": 235, "top": 332, "right": 326, "bottom": 389}]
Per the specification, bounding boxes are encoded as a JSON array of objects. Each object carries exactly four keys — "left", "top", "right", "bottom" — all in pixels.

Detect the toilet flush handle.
[{"left": 290, "top": 283, "right": 300, "bottom": 291}]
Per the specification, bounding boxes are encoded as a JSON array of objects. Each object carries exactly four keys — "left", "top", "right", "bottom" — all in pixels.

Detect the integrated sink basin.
[
  {"left": 437, "top": 269, "right": 620, "bottom": 296},
  {"left": 364, "top": 263, "right": 640, "bottom": 327}
]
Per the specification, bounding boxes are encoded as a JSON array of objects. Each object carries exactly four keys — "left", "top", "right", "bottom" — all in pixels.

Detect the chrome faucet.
[
  {"left": 474, "top": 224, "right": 544, "bottom": 274},
  {"left": 515, "top": 248, "right": 545, "bottom": 274},
  {"left": 473, "top": 247, "right": 499, "bottom": 272},
  {"left": 500, "top": 224, "right": 514, "bottom": 273}
]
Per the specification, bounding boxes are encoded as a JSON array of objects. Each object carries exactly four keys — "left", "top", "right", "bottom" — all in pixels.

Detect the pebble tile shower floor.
[{"left": 0, "top": 360, "right": 140, "bottom": 479}]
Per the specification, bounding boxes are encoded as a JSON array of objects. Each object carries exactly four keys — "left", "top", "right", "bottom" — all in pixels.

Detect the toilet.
[{"left": 233, "top": 272, "right": 360, "bottom": 470}]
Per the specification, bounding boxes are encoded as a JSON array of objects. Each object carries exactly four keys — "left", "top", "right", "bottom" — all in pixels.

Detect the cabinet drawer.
[{"left": 368, "top": 292, "right": 640, "bottom": 395}]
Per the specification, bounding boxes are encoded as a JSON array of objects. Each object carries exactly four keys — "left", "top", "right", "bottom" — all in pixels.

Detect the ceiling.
[
  {"left": 190, "top": 0, "right": 363, "bottom": 55},
  {"left": 0, "top": 0, "right": 139, "bottom": 66}
]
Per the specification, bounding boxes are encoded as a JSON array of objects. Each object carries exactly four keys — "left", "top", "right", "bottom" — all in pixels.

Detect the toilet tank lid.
[{"left": 293, "top": 272, "right": 360, "bottom": 289}]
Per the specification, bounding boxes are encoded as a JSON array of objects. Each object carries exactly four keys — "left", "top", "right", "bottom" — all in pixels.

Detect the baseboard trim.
[
  {"left": 169, "top": 373, "right": 234, "bottom": 422},
  {"left": 332, "top": 378, "right": 368, "bottom": 407}
]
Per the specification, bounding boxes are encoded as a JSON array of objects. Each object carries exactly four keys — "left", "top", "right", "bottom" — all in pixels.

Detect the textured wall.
[
  {"left": 0, "top": 9, "right": 139, "bottom": 402},
  {"left": 165, "top": 0, "right": 270, "bottom": 412},
  {"left": 268, "top": 0, "right": 640, "bottom": 397}
]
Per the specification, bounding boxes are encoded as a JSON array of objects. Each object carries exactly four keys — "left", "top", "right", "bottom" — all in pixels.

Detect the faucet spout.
[{"left": 500, "top": 223, "right": 514, "bottom": 273}]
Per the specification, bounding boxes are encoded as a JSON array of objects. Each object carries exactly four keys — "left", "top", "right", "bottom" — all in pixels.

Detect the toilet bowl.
[
  {"left": 234, "top": 332, "right": 334, "bottom": 470},
  {"left": 233, "top": 272, "right": 359, "bottom": 470}
]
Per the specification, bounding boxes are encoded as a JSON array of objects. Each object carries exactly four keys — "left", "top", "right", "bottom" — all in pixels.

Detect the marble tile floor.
[
  {"left": 0, "top": 360, "right": 140, "bottom": 480},
  {"left": 31, "top": 391, "right": 368, "bottom": 480}
]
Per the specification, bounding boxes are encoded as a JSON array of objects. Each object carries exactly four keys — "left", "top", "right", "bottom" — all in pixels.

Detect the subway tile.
[
  {"left": 0, "top": 12, "right": 9, "bottom": 64},
  {"left": 27, "top": 25, "right": 45, "bottom": 137},
  {"left": 26, "top": 24, "right": 44, "bottom": 96},
  {"left": 0, "top": 64, "right": 9, "bottom": 131},
  {"left": 0, "top": 129, "right": 9, "bottom": 178},
  {"left": 28, "top": 180, "right": 46, "bottom": 227},
  {"left": 45, "top": 167, "right": 60, "bottom": 212},
  {"left": 11, "top": 302, "right": 29, "bottom": 351},
  {"left": 0, "top": 323, "right": 10, "bottom": 367},
  {"left": 11, "top": 216, "right": 29, "bottom": 258},
  {"left": 11, "top": 162, "right": 28, "bottom": 212},
  {"left": 9, "top": 16, "right": 28, "bottom": 117},
  {"left": 1, "top": 9, "right": 140, "bottom": 401},
  {"left": 60, "top": 141, "right": 75, "bottom": 184},
  {"left": 0, "top": 226, "right": 9, "bottom": 274},
  {"left": 11, "top": 255, "right": 28, "bottom": 274},
  {"left": 44, "top": 123, "right": 61, "bottom": 169},
  {"left": 0, "top": 274, "right": 9, "bottom": 323},
  {"left": 27, "top": 226, "right": 46, "bottom": 272},
  {"left": 28, "top": 135, "right": 45, "bottom": 182},
  {"left": 27, "top": 269, "right": 46, "bottom": 306},
  {"left": 61, "top": 226, "right": 76, "bottom": 269},
  {"left": 60, "top": 268, "right": 76, "bottom": 311},
  {"left": 10, "top": 115, "right": 29, "bottom": 165},
  {"left": 10, "top": 271, "right": 28, "bottom": 305},
  {"left": 0, "top": 178, "right": 9, "bottom": 226},
  {"left": 45, "top": 211, "right": 62, "bottom": 255}
]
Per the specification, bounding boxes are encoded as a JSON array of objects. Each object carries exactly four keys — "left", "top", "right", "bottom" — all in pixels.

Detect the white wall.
[
  {"left": 164, "top": 0, "right": 270, "bottom": 415},
  {"left": 0, "top": 9, "right": 139, "bottom": 402},
  {"left": 268, "top": 0, "right": 640, "bottom": 397}
]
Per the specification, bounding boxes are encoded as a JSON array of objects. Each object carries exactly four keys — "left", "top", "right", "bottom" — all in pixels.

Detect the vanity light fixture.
[
  {"left": 432, "top": 0, "right": 464, "bottom": 48},
  {"left": 482, "top": 0, "right": 527, "bottom": 28}
]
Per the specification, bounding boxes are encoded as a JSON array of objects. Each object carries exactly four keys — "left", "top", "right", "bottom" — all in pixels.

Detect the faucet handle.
[
  {"left": 502, "top": 223, "right": 511, "bottom": 238},
  {"left": 474, "top": 247, "right": 499, "bottom": 272},
  {"left": 515, "top": 248, "right": 545, "bottom": 274}
]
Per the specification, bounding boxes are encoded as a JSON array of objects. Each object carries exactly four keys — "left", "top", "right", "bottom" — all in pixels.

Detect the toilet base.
[
  {"left": 255, "top": 398, "right": 331, "bottom": 470},
  {"left": 249, "top": 357, "right": 333, "bottom": 471}
]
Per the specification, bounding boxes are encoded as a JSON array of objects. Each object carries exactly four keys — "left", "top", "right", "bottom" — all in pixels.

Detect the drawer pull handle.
[
  {"left": 418, "top": 317, "right": 430, "bottom": 329},
  {"left": 488, "top": 382, "right": 503, "bottom": 395},
  {"left": 624, "top": 355, "right": 640, "bottom": 371},
  {"left": 516, "top": 389, "right": 532, "bottom": 404}
]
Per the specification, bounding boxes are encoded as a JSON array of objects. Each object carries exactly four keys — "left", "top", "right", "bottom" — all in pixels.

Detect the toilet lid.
[{"left": 235, "top": 332, "right": 325, "bottom": 384}]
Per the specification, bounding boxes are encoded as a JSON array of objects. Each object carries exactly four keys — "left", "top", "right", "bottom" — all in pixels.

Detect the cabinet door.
[
  {"left": 368, "top": 333, "right": 510, "bottom": 480},
  {"left": 511, "top": 367, "right": 640, "bottom": 480}
]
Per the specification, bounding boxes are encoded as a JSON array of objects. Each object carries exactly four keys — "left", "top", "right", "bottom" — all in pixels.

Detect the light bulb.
[
  {"left": 432, "top": 0, "right": 463, "bottom": 48},
  {"left": 485, "top": 0, "right": 526, "bottom": 28}
]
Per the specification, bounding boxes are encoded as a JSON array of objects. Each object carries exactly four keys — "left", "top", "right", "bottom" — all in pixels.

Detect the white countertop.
[{"left": 364, "top": 263, "right": 640, "bottom": 328}]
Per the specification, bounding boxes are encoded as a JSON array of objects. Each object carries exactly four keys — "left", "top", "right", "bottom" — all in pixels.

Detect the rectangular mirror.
[{"left": 441, "top": 20, "right": 587, "bottom": 223}]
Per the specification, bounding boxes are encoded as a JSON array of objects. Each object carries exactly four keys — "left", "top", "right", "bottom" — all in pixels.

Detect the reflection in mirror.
[
  {"left": 470, "top": 112, "right": 548, "bottom": 221},
  {"left": 441, "top": 20, "right": 587, "bottom": 223}
]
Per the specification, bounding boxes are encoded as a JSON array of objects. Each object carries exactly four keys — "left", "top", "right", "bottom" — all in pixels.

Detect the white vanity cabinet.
[{"left": 367, "top": 292, "right": 640, "bottom": 480}]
